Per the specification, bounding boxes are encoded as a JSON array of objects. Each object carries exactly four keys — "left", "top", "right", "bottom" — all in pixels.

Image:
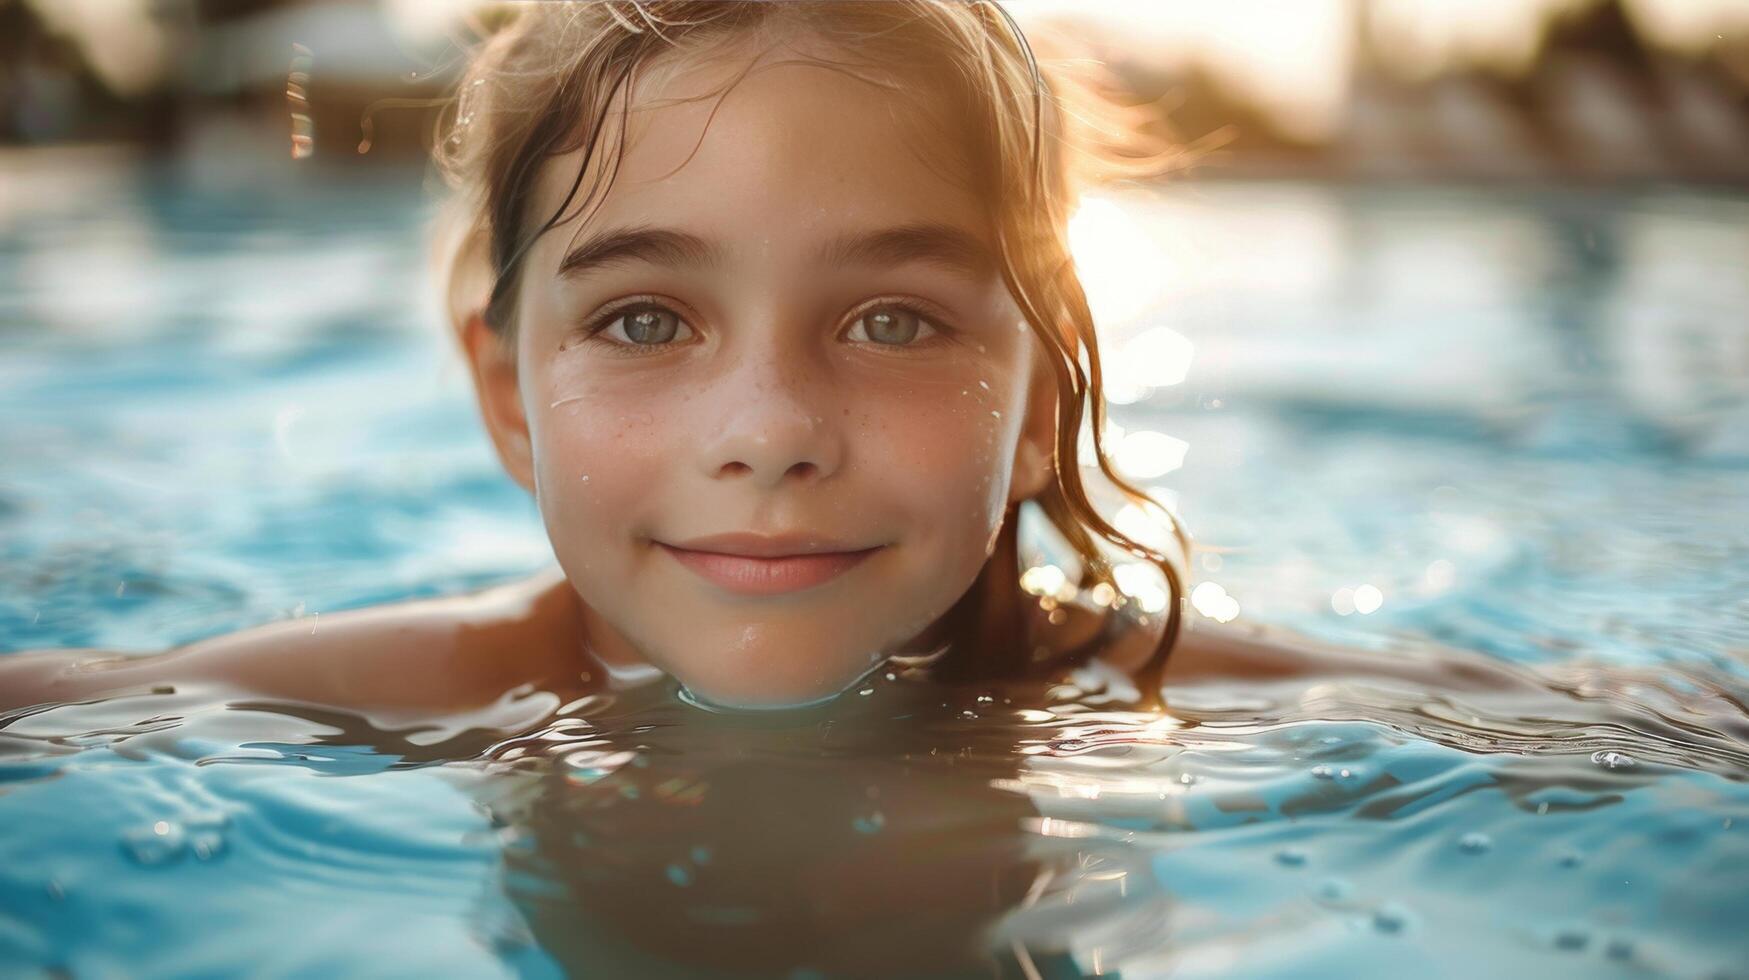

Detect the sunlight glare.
[{"left": 1067, "top": 196, "right": 1174, "bottom": 328}]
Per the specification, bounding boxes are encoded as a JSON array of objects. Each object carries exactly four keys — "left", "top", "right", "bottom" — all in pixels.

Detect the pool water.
[{"left": 2, "top": 155, "right": 1748, "bottom": 977}]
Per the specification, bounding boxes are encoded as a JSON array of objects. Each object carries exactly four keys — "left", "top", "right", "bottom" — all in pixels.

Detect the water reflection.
[
  {"left": 4, "top": 647, "right": 1749, "bottom": 976},
  {"left": 481, "top": 678, "right": 1050, "bottom": 977}
]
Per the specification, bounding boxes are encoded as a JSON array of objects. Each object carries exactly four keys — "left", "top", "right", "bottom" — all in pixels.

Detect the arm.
[
  {"left": 1151, "top": 616, "right": 1749, "bottom": 766},
  {"left": 0, "top": 569, "right": 580, "bottom": 717},
  {"left": 1099, "top": 612, "right": 1556, "bottom": 697}
]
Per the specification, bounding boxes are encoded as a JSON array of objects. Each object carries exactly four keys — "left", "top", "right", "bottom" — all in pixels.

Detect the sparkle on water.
[{"left": 1, "top": 166, "right": 1748, "bottom": 977}]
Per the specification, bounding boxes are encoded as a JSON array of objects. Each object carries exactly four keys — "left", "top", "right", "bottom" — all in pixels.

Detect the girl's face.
[{"left": 463, "top": 38, "right": 1055, "bottom": 708}]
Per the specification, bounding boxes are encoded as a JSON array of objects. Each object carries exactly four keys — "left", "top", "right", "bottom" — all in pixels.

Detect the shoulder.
[
  {"left": 1063, "top": 602, "right": 1560, "bottom": 700},
  {"left": 5, "top": 567, "right": 590, "bottom": 717},
  {"left": 1095, "top": 611, "right": 1554, "bottom": 696},
  {"left": 1023, "top": 598, "right": 1157, "bottom": 678}
]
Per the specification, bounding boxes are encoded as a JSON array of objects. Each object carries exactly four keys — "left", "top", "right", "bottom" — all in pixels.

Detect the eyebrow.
[{"left": 556, "top": 221, "right": 996, "bottom": 282}]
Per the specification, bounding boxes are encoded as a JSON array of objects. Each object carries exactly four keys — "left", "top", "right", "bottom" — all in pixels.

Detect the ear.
[
  {"left": 460, "top": 311, "right": 537, "bottom": 495},
  {"left": 1008, "top": 344, "right": 1058, "bottom": 504}
]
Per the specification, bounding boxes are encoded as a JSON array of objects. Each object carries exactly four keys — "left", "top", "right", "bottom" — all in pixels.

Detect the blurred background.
[
  {"left": 1, "top": 0, "right": 1745, "bottom": 678},
  {"left": 4, "top": 0, "right": 1746, "bottom": 177}
]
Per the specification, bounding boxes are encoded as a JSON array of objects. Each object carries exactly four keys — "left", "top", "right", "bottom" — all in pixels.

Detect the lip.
[{"left": 656, "top": 533, "right": 884, "bottom": 596}]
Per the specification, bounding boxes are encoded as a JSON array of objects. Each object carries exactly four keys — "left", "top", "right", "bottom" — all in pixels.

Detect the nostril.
[{"left": 714, "top": 459, "right": 820, "bottom": 481}]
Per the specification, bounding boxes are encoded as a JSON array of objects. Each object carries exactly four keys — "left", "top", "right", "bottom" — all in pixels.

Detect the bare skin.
[
  {"left": 10, "top": 565, "right": 1749, "bottom": 781},
  {"left": 0, "top": 565, "right": 1568, "bottom": 721}
]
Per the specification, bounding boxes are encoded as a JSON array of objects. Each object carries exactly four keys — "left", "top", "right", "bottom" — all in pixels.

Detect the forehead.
[{"left": 525, "top": 33, "right": 987, "bottom": 263}]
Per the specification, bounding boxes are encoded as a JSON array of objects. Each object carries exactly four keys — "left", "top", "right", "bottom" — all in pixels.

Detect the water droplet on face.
[
  {"left": 665, "top": 863, "right": 693, "bottom": 887},
  {"left": 990, "top": 411, "right": 1002, "bottom": 421},
  {"left": 852, "top": 811, "right": 885, "bottom": 834},
  {"left": 978, "top": 380, "right": 990, "bottom": 390},
  {"left": 960, "top": 709, "right": 978, "bottom": 719},
  {"left": 1311, "top": 764, "right": 1334, "bottom": 779},
  {"left": 1275, "top": 848, "right": 1308, "bottom": 867},
  {"left": 1591, "top": 750, "right": 1636, "bottom": 769},
  {"left": 1458, "top": 832, "right": 1492, "bottom": 854},
  {"left": 690, "top": 845, "right": 712, "bottom": 865}
]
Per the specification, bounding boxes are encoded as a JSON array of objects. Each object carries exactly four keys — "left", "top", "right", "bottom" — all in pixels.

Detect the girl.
[{"left": 0, "top": 0, "right": 1540, "bottom": 719}]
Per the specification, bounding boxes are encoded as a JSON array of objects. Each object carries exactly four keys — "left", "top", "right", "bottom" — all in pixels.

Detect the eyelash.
[{"left": 571, "top": 295, "right": 957, "bottom": 353}]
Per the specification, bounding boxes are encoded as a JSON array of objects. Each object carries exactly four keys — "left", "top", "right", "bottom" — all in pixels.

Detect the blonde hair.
[{"left": 430, "top": 0, "right": 1192, "bottom": 704}]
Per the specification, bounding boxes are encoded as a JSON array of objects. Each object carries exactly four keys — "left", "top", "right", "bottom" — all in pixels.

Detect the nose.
[{"left": 698, "top": 348, "right": 843, "bottom": 489}]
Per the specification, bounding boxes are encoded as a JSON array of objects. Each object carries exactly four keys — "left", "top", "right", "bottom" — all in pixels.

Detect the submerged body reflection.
[{"left": 474, "top": 666, "right": 1093, "bottom": 978}]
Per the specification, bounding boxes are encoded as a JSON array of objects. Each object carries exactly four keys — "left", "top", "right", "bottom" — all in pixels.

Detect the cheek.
[
  {"left": 524, "top": 370, "right": 674, "bottom": 544},
  {"left": 858, "top": 373, "right": 1023, "bottom": 550}
]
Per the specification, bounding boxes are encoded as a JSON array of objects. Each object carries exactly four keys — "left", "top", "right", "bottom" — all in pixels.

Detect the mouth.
[{"left": 655, "top": 533, "right": 885, "bottom": 597}]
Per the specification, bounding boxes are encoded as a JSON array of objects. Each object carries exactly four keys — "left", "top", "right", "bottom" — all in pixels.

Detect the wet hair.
[{"left": 430, "top": 0, "right": 1192, "bottom": 704}]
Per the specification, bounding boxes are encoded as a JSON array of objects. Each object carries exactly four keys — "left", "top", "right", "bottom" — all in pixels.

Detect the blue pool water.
[{"left": 2, "top": 154, "right": 1747, "bottom": 977}]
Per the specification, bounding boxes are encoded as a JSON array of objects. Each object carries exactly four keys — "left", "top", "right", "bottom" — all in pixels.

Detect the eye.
[
  {"left": 846, "top": 304, "right": 941, "bottom": 346},
  {"left": 594, "top": 303, "right": 693, "bottom": 347}
]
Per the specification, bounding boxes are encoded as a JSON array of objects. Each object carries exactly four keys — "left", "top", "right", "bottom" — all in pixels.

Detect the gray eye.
[
  {"left": 604, "top": 306, "right": 688, "bottom": 345},
  {"left": 851, "top": 307, "right": 937, "bottom": 345}
]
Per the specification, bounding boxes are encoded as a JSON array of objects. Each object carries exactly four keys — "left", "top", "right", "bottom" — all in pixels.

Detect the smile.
[{"left": 655, "top": 533, "right": 884, "bottom": 597}]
